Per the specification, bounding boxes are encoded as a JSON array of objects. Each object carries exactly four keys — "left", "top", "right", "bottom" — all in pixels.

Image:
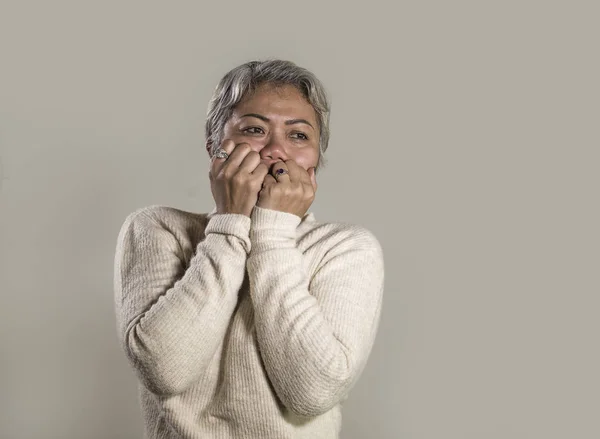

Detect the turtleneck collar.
[{"left": 206, "top": 206, "right": 316, "bottom": 228}]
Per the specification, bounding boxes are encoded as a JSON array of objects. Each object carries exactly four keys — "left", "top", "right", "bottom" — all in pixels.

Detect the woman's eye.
[
  {"left": 291, "top": 132, "right": 308, "bottom": 140},
  {"left": 242, "top": 127, "right": 264, "bottom": 134}
]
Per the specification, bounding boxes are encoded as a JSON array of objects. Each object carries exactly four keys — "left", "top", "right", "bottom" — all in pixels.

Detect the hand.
[
  {"left": 256, "top": 160, "right": 318, "bottom": 218},
  {"left": 208, "top": 139, "right": 269, "bottom": 217}
]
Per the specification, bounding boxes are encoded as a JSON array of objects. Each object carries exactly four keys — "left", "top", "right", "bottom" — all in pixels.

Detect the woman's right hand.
[{"left": 208, "top": 139, "right": 269, "bottom": 217}]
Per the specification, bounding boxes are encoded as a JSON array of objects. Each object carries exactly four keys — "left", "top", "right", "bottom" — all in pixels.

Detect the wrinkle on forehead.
[{"left": 233, "top": 84, "right": 316, "bottom": 127}]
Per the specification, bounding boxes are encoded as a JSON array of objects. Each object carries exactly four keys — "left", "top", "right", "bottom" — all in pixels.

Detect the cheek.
[
  {"left": 291, "top": 148, "right": 319, "bottom": 169},
  {"left": 225, "top": 132, "right": 265, "bottom": 152}
]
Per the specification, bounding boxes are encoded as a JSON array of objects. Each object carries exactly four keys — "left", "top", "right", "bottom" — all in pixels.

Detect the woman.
[{"left": 114, "top": 59, "right": 385, "bottom": 439}]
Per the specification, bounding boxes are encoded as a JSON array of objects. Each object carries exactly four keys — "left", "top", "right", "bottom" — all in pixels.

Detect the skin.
[{"left": 206, "top": 83, "right": 320, "bottom": 218}]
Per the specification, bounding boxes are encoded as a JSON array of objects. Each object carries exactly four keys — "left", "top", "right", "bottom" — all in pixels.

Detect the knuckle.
[
  {"left": 219, "top": 143, "right": 232, "bottom": 155},
  {"left": 218, "top": 167, "right": 232, "bottom": 180},
  {"left": 232, "top": 172, "right": 247, "bottom": 184},
  {"left": 237, "top": 143, "right": 252, "bottom": 152}
]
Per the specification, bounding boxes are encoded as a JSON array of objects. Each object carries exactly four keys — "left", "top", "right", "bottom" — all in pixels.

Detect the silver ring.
[{"left": 214, "top": 148, "right": 229, "bottom": 160}]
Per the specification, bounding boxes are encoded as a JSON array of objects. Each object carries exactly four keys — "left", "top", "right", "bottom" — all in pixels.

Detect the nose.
[{"left": 260, "top": 132, "right": 287, "bottom": 163}]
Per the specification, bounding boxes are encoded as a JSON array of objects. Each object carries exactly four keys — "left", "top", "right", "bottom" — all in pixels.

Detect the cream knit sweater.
[{"left": 113, "top": 204, "right": 385, "bottom": 439}]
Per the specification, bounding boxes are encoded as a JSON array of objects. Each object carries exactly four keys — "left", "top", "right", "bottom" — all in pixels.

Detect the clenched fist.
[
  {"left": 208, "top": 139, "right": 269, "bottom": 217},
  {"left": 257, "top": 160, "right": 317, "bottom": 219}
]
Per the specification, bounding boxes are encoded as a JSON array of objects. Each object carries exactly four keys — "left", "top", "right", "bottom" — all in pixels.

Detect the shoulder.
[
  {"left": 119, "top": 204, "right": 207, "bottom": 232},
  {"left": 121, "top": 204, "right": 203, "bottom": 227},
  {"left": 302, "top": 220, "right": 385, "bottom": 287},
  {"left": 116, "top": 205, "right": 209, "bottom": 254}
]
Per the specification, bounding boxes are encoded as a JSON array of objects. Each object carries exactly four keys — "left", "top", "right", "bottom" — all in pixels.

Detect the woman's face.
[{"left": 219, "top": 83, "right": 320, "bottom": 173}]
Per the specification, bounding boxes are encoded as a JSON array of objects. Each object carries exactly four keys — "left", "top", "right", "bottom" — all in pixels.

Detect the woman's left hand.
[{"left": 256, "top": 160, "right": 317, "bottom": 218}]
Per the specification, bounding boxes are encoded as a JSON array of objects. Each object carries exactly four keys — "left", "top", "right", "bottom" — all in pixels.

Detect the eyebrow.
[{"left": 240, "top": 113, "right": 315, "bottom": 130}]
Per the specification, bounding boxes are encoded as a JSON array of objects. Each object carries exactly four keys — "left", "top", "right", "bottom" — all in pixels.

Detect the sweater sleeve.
[
  {"left": 113, "top": 209, "right": 250, "bottom": 396},
  {"left": 246, "top": 206, "right": 385, "bottom": 417}
]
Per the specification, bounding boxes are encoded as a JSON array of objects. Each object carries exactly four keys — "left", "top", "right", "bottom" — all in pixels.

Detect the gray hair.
[{"left": 205, "top": 59, "right": 331, "bottom": 172}]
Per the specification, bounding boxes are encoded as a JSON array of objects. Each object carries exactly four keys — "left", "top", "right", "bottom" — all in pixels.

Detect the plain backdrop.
[{"left": 0, "top": 1, "right": 598, "bottom": 438}]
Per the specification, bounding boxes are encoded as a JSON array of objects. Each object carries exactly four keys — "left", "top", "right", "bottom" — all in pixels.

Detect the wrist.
[
  {"left": 249, "top": 206, "right": 300, "bottom": 252},
  {"left": 250, "top": 206, "right": 301, "bottom": 231},
  {"left": 205, "top": 212, "right": 252, "bottom": 253}
]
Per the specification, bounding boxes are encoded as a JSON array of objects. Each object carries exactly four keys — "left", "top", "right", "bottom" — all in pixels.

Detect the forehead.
[{"left": 233, "top": 83, "right": 316, "bottom": 121}]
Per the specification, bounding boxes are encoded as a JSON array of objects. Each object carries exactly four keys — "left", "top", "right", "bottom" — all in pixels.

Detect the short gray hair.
[{"left": 205, "top": 59, "right": 331, "bottom": 172}]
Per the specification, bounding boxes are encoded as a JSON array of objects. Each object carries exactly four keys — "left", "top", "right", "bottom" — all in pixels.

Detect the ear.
[{"left": 205, "top": 141, "right": 212, "bottom": 155}]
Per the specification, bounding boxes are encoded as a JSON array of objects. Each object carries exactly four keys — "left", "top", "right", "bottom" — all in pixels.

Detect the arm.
[
  {"left": 113, "top": 209, "right": 250, "bottom": 396},
  {"left": 246, "top": 207, "right": 385, "bottom": 417}
]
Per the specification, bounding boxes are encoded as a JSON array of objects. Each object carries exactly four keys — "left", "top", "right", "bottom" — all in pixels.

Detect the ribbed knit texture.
[{"left": 113, "top": 204, "right": 385, "bottom": 439}]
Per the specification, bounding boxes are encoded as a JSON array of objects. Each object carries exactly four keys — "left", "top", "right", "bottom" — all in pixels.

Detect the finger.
[
  {"left": 271, "top": 161, "right": 291, "bottom": 182},
  {"left": 210, "top": 139, "right": 236, "bottom": 177},
  {"left": 262, "top": 174, "right": 277, "bottom": 187},
  {"left": 309, "top": 167, "right": 317, "bottom": 192},
  {"left": 252, "top": 162, "right": 269, "bottom": 178},
  {"left": 239, "top": 149, "right": 261, "bottom": 173},
  {"left": 284, "top": 160, "right": 309, "bottom": 185},
  {"left": 285, "top": 160, "right": 311, "bottom": 188},
  {"left": 218, "top": 142, "right": 254, "bottom": 176},
  {"left": 297, "top": 165, "right": 316, "bottom": 195},
  {"left": 210, "top": 139, "right": 235, "bottom": 163}
]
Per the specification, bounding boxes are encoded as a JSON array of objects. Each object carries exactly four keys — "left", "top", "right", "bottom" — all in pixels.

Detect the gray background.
[{"left": 1, "top": 1, "right": 598, "bottom": 438}]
